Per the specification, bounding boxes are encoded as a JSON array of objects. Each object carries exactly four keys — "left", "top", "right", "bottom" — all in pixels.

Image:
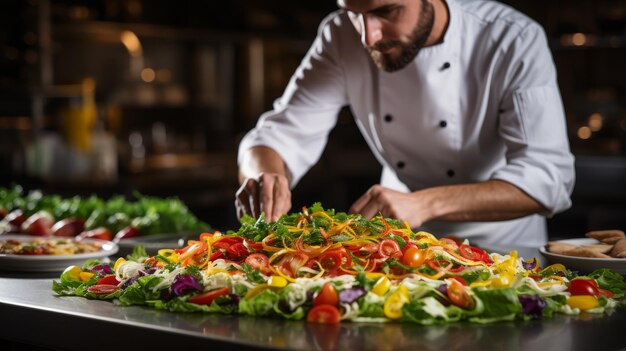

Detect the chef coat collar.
[{"left": 419, "top": 0, "right": 461, "bottom": 56}]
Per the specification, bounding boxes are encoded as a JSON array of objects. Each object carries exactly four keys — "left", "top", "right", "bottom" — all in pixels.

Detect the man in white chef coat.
[{"left": 235, "top": 0, "right": 575, "bottom": 247}]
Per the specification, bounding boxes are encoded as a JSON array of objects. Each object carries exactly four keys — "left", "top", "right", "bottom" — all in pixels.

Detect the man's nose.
[{"left": 359, "top": 15, "right": 383, "bottom": 47}]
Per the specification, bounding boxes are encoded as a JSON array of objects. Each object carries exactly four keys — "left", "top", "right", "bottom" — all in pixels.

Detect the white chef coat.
[{"left": 238, "top": 0, "right": 575, "bottom": 247}]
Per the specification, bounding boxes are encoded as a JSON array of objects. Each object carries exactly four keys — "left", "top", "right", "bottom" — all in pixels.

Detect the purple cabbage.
[
  {"left": 339, "top": 287, "right": 367, "bottom": 304},
  {"left": 90, "top": 264, "right": 113, "bottom": 276},
  {"left": 436, "top": 284, "right": 451, "bottom": 306},
  {"left": 522, "top": 259, "right": 538, "bottom": 271},
  {"left": 170, "top": 274, "right": 203, "bottom": 297},
  {"left": 518, "top": 294, "right": 546, "bottom": 319}
]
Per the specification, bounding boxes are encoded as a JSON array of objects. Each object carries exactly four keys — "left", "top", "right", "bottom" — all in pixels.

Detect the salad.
[{"left": 52, "top": 203, "right": 626, "bottom": 324}]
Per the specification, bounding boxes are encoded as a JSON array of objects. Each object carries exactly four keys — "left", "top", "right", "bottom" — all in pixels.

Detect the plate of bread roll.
[{"left": 540, "top": 230, "right": 626, "bottom": 275}]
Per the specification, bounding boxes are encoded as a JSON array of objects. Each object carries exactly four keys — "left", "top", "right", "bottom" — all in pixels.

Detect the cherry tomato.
[
  {"left": 245, "top": 253, "right": 271, "bottom": 275},
  {"left": 87, "top": 284, "right": 119, "bottom": 295},
  {"left": 568, "top": 279, "right": 600, "bottom": 297},
  {"left": 96, "top": 275, "right": 120, "bottom": 286},
  {"left": 307, "top": 304, "right": 341, "bottom": 324},
  {"left": 378, "top": 239, "right": 402, "bottom": 259},
  {"left": 313, "top": 282, "right": 339, "bottom": 307},
  {"left": 401, "top": 246, "right": 426, "bottom": 268},
  {"left": 187, "top": 287, "right": 230, "bottom": 305},
  {"left": 447, "top": 278, "right": 473, "bottom": 309}
]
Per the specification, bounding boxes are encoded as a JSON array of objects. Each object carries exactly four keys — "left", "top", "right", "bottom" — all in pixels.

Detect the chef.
[{"left": 235, "top": 0, "right": 575, "bottom": 247}]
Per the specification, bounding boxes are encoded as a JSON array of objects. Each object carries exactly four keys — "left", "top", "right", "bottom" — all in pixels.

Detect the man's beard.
[{"left": 367, "top": 0, "right": 435, "bottom": 72}]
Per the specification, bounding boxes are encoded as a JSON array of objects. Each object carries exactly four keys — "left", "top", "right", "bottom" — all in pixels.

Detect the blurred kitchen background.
[{"left": 1, "top": 0, "right": 625, "bottom": 237}]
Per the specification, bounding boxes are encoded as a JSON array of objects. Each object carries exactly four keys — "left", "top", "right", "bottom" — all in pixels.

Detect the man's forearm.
[
  {"left": 420, "top": 179, "right": 546, "bottom": 222},
  {"left": 238, "top": 146, "right": 291, "bottom": 184}
]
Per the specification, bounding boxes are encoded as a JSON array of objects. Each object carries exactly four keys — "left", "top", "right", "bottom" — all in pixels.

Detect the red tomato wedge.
[
  {"left": 313, "top": 282, "right": 339, "bottom": 307},
  {"left": 187, "top": 287, "right": 230, "bottom": 305},
  {"left": 96, "top": 275, "right": 120, "bottom": 286},
  {"left": 245, "top": 253, "right": 271, "bottom": 275},
  {"left": 307, "top": 304, "right": 341, "bottom": 324}
]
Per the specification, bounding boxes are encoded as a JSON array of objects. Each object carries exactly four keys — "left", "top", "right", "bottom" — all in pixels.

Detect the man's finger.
[
  {"left": 258, "top": 174, "right": 274, "bottom": 222},
  {"left": 272, "top": 176, "right": 291, "bottom": 221},
  {"left": 349, "top": 189, "right": 371, "bottom": 214}
]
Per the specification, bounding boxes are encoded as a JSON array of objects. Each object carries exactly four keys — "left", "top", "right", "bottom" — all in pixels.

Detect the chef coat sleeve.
[
  {"left": 237, "top": 13, "right": 350, "bottom": 187},
  {"left": 491, "top": 23, "right": 575, "bottom": 217}
]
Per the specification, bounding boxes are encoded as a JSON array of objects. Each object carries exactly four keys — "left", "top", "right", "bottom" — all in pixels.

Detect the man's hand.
[
  {"left": 349, "top": 180, "right": 546, "bottom": 228},
  {"left": 349, "top": 185, "right": 431, "bottom": 228},
  {"left": 235, "top": 172, "right": 292, "bottom": 222}
]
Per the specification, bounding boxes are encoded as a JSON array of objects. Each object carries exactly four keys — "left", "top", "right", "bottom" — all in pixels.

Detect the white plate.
[
  {"left": 540, "top": 238, "right": 626, "bottom": 275},
  {"left": 0, "top": 235, "right": 118, "bottom": 272}
]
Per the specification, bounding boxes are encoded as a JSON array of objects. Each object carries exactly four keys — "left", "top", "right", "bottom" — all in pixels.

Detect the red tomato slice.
[
  {"left": 245, "top": 253, "right": 271, "bottom": 275},
  {"left": 307, "top": 304, "right": 341, "bottom": 324},
  {"left": 96, "top": 275, "right": 119, "bottom": 286},
  {"left": 378, "top": 239, "right": 402, "bottom": 259},
  {"left": 458, "top": 245, "right": 492, "bottom": 264},
  {"left": 278, "top": 252, "right": 310, "bottom": 278},
  {"left": 447, "top": 279, "right": 473, "bottom": 309},
  {"left": 187, "top": 287, "right": 230, "bottom": 305},
  {"left": 87, "top": 284, "right": 119, "bottom": 295},
  {"left": 313, "top": 282, "right": 339, "bottom": 307}
]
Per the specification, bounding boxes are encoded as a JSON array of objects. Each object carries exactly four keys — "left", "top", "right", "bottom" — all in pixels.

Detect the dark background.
[{"left": 1, "top": 0, "right": 625, "bottom": 238}]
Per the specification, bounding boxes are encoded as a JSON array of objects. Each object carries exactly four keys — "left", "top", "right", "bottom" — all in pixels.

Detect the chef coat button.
[
  {"left": 439, "top": 120, "right": 447, "bottom": 128},
  {"left": 441, "top": 62, "right": 451, "bottom": 70},
  {"left": 397, "top": 161, "right": 405, "bottom": 169},
  {"left": 384, "top": 114, "right": 393, "bottom": 122},
  {"left": 447, "top": 169, "right": 455, "bottom": 177}
]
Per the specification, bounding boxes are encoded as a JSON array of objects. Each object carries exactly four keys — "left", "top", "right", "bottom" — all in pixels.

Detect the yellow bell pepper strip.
[
  {"left": 566, "top": 295, "right": 598, "bottom": 310},
  {"left": 113, "top": 257, "right": 126, "bottom": 271},
  {"left": 267, "top": 275, "right": 288, "bottom": 288},
  {"left": 371, "top": 276, "right": 392, "bottom": 296},
  {"left": 79, "top": 271, "right": 94, "bottom": 282},
  {"left": 384, "top": 284, "right": 410, "bottom": 319}
]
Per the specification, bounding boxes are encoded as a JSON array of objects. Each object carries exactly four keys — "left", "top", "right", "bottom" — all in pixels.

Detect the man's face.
[{"left": 339, "top": 0, "right": 435, "bottom": 72}]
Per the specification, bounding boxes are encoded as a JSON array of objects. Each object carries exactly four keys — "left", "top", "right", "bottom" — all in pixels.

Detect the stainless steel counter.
[{"left": 1, "top": 277, "right": 626, "bottom": 351}]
